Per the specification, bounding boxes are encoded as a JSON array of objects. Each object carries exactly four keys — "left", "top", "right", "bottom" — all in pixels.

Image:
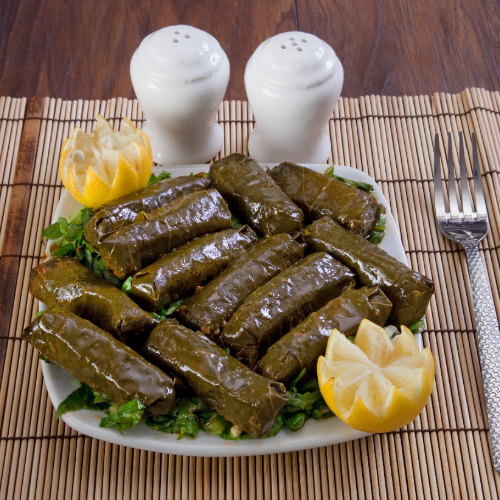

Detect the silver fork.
[{"left": 434, "top": 131, "right": 500, "bottom": 471}]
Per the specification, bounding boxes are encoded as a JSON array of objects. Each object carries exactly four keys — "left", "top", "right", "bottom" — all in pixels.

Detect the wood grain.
[
  {"left": 0, "top": 0, "right": 499, "bottom": 102},
  {"left": 0, "top": 0, "right": 297, "bottom": 102},
  {"left": 296, "top": 0, "right": 500, "bottom": 97}
]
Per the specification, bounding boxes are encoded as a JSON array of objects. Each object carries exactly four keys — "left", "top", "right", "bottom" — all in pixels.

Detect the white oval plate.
[{"left": 41, "top": 164, "right": 418, "bottom": 457}]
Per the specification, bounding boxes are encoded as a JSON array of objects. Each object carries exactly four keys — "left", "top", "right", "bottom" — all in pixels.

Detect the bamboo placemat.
[{"left": 1, "top": 90, "right": 500, "bottom": 499}]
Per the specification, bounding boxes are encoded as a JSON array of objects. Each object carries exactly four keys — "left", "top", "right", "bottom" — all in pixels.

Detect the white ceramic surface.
[
  {"left": 130, "top": 26, "right": 229, "bottom": 166},
  {"left": 41, "top": 164, "right": 417, "bottom": 457},
  {"left": 245, "top": 32, "right": 343, "bottom": 164}
]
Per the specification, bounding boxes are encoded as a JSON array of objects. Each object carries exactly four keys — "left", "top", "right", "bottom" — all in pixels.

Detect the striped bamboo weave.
[{"left": 0, "top": 90, "right": 500, "bottom": 499}]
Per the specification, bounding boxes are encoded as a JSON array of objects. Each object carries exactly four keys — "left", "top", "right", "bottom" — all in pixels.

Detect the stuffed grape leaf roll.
[
  {"left": 302, "top": 217, "right": 434, "bottom": 326},
  {"left": 23, "top": 307, "right": 176, "bottom": 415},
  {"left": 141, "top": 322, "right": 288, "bottom": 438},
  {"left": 131, "top": 226, "right": 256, "bottom": 311},
  {"left": 29, "top": 256, "right": 157, "bottom": 346},
  {"left": 268, "top": 162, "right": 380, "bottom": 237},
  {"left": 99, "top": 189, "right": 232, "bottom": 279},
  {"left": 255, "top": 287, "right": 392, "bottom": 384},
  {"left": 220, "top": 252, "right": 355, "bottom": 367},
  {"left": 176, "top": 233, "right": 306, "bottom": 336},
  {"left": 209, "top": 153, "right": 304, "bottom": 236},
  {"left": 84, "top": 173, "right": 210, "bottom": 248}
]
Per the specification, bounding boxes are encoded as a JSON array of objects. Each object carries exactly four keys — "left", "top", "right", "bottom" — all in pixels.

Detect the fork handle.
[{"left": 463, "top": 241, "right": 500, "bottom": 471}]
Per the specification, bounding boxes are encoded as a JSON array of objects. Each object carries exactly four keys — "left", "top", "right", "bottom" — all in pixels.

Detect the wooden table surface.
[{"left": 1, "top": 0, "right": 500, "bottom": 100}]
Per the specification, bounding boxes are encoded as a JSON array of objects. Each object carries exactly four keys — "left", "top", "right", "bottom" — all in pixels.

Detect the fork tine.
[
  {"left": 447, "top": 132, "right": 460, "bottom": 218},
  {"left": 472, "top": 133, "right": 487, "bottom": 217},
  {"left": 459, "top": 132, "right": 473, "bottom": 218},
  {"left": 433, "top": 133, "right": 446, "bottom": 220}
]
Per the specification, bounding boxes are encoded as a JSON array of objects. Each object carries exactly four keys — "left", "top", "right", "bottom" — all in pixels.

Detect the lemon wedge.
[
  {"left": 318, "top": 320, "right": 435, "bottom": 434},
  {"left": 59, "top": 115, "right": 153, "bottom": 207}
]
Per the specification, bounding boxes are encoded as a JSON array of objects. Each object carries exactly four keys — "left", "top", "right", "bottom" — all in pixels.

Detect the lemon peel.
[{"left": 318, "top": 320, "right": 435, "bottom": 434}]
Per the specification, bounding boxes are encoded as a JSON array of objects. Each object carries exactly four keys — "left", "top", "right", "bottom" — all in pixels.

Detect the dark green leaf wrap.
[
  {"left": 22, "top": 307, "right": 176, "bottom": 415},
  {"left": 209, "top": 153, "right": 304, "bottom": 236},
  {"left": 255, "top": 287, "right": 393, "bottom": 384},
  {"left": 268, "top": 162, "right": 380, "bottom": 237},
  {"left": 142, "top": 322, "right": 289, "bottom": 438},
  {"left": 84, "top": 174, "right": 210, "bottom": 248},
  {"left": 176, "top": 234, "right": 306, "bottom": 336},
  {"left": 221, "top": 252, "right": 355, "bottom": 367},
  {"left": 99, "top": 189, "right": 233, "bottom": 279},
  {"left": 29, "top": 256, "right": 157, "bottom": 345},
  {"left": 131, "top": 227, "right": 256, "bottom": 311},
  {"left": 302, "top": 217, "right": 435, "bottom": 326}
]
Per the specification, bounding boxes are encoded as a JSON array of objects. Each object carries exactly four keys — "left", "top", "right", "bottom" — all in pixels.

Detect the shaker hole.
[
  {"left": 289, "top": 37, "right": 295, "bottom": 41},
  {"left": 297, "top": 47, "right": 303, "bottom": 51},
  {"left": 173, "top": 39, "right": 179, "bottom": 43},
  {"left": 292, "top": 42, "right": 298, "bottom": 46},
  {"left": 174, "top": 31, "right": 180, "bottom": 34},
  {"left": 185, "top": 34, "right": 191, "bottom": 38},
  {"left": 302, "top": 38, "right": 307, "bottom": 42},
  {"left": 281, "top": 44, "right": 286, "bottom": 49}
]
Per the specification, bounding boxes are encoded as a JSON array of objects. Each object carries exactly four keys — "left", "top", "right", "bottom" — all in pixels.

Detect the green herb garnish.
[
  {"left": 121, "top": 277, "right": 133, "bottom": 296},
  {"left": 290, "top": 368, "right": 306, "bottom": 392},
  {"left": 42, "top": 207, "right": 124, "bottom": 287},
  {"left": 324, "top": 165, "right": 374, "bottom": 193},
  {"left": 296, "top": 377, "right": 319, "bottom": 392},
  {"left": 284, "top": 412, "right": 307, "bottom": 431},
  {"left": 409, "top": 318, "right": 426, "bottom": 335},
  {"left": 56, "top": 383, "right": 145, "bottom": 434},
  {"left": 151, "top": 298, "right": 187, "bottom": 321},
  {"left": 151, "top": 310, "right": 167, "bottom": 321},
  {"left": 199, "top": 411, "right": 254, "bottom": 440},
  {"left": 43, "top": 208, "right": 96, "bottom": 259},
  {"left": 148, "top": 171, "right": 171, "bottom": 185},
  {"left": 285, "top": 390, "right": 322, "bottom": 412},
  {"left": 100, "top": 399, "right": 146, "bottom": 434},
  {"left": 58, "top": 378, "right": 333, "bottom": 439},
  {"left": 39, "top": 353, "right": 52, "bottom": 363},
  {"left": 165, "top": 298, "right": 186, "bottom": 315},
  {"left": 230, "top": 213, "right": 244, "bottom": 229},
  {"left": 56, "top": 383, "right": 111, "bottom": 419},
  {"left": 199, "top": 411, "right": 233, "bottom": 438},
  {"left": 368, "top": 209, "right": 386, "bottom": 245},
  {"left": 146, "top": 397, "right": 208, "bottom": 439}
]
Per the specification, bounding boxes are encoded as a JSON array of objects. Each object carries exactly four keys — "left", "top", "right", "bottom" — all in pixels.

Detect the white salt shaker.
[
  {"left": 130, "top": 26, "right": 229, "bottom": 166},
  {"left": 245, "top": 32, "right": 343, "bottom": 164}
]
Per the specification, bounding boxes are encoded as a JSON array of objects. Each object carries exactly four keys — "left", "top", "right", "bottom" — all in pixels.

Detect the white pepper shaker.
[
  {"left": 245, "top": 32, "right": 343, "bottom": 164},
  {"left": 130, "top": 25, "right": 229, "bottom": 166}
]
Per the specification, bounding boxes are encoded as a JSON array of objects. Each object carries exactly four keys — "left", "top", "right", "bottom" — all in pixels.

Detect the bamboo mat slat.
[{"left": 1, "top": 90, "right": 500, "bottom": 499}]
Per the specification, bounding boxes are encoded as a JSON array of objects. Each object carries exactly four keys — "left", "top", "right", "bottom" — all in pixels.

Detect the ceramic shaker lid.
[
  {"left": 246, "top": 31, "right": 340, "bottom": 90},
  {"left": 132, "top": 25, "right": 228, "bottom": 84}
]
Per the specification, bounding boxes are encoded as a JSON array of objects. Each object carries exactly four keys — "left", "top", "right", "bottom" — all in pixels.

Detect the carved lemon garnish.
[
  {"left": 318, "top": 320, "right": 435, "bottom": 433},
  {"left": 59, "top": 115, "right": 153, "bottom": 207}
]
